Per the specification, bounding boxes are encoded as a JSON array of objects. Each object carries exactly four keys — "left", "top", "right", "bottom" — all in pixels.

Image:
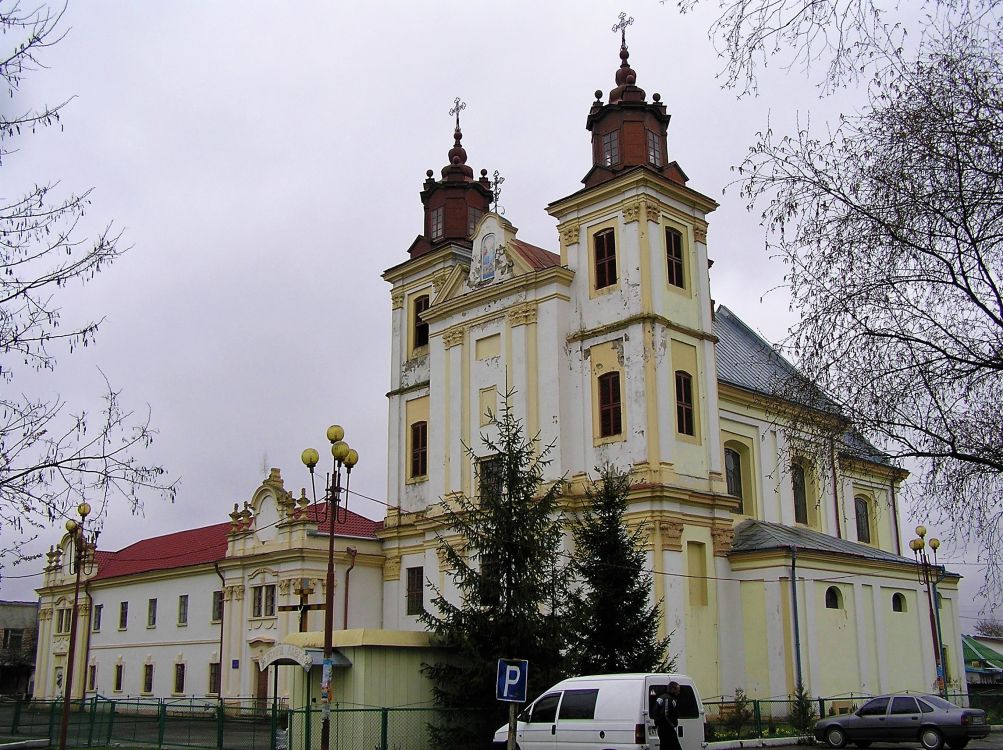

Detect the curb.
[
  {"left": 707, "top": 739, "right": 803, "bottom": 749},
  {"left": 0, "top": 741, "right": 49, "bottom": 749}
]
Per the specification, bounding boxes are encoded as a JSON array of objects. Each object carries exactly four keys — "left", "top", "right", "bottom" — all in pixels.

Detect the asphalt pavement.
[{"left": 786, "top": 741, "right": 1001, "bottom": 749}]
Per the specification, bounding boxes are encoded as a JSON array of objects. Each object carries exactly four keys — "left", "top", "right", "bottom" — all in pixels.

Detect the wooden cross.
[
  {"left": 278, "top": 579, "right": 325, "bottom": 632},
  {"left": 449, "top": 96, "right": 466, "bottom": 129},
  {"left": 612, "top": 11, "right": 633, "bottom": 46}
]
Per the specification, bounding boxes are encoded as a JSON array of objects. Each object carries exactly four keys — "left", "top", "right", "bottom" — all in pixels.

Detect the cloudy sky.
[{"left": 2, "top": 1, "right": 994, "bottom": 627}]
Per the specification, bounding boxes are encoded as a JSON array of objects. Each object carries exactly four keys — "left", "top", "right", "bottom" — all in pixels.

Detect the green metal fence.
[{"left": 0, "top": 696, "right": 469, "bottom": 750}]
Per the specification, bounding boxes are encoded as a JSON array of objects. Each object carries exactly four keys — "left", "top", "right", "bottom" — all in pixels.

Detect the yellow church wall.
[
  {"left": 740, "top": 580, "right": 770, "bottom": 697},
  {"left": 859, "top": 586, "right": 880, "bottom": 692},
  {"left": 883, "top": 588, "right": 926, "bottom": 691},
  {"left": 682, "top": 526, "right": 719, "bottom": 697},
  {"left": 813, "top": 582, "right": 860, "bottom": 696}
]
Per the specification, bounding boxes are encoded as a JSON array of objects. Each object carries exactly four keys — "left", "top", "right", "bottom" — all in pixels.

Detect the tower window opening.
[
  {"left": 413, "top": 295, "right": 430, "bottom": 349},
  {"left": 675, "top": 370, "right": 694, "bottom": 436},
  {"left": 598, "top": 371, "right": 622, "bottom": 437},
  {"left": 647, "top": 130, "right": 664, "bottom": 167},
  {"left": 792, "top": 462, "right": 809, "bottom": 525},
  {"left": 430, "top": 207, "right": 444, "bottom": 241},
  {"left": 666, "top": 228, "right": 684, "bottom": 288},
  {"left": 594, "top": 229, "right": 617, "bottom": 289},
  {"left": 855, "top": 495, "right": 872, "bottom": 543},
  {"left": 410, "top": 421, "right": 428, "bottom": 479},
  {"left": 601, "top": 130, "right": 620, "bottom": 167}
]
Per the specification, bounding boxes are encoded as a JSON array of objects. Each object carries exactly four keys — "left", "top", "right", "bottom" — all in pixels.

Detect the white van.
[{"left": 492, "top": 673, "right": 705, "bottom": 750}]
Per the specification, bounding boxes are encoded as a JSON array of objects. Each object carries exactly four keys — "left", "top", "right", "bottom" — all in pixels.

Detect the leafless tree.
[
  {"left": 974, "top": 618, "right": 1003, "bottom": 639},
  {"left": 1, "top": 2, "right": 175, "bottom": 567}
]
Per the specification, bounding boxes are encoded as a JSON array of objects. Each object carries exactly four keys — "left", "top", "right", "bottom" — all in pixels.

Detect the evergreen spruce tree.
[
  {"left": 421, "top": 394, "right": 566, "bottom": 750},
  {"left": 565, "top": 464, "right": 672, "bottom": 674}
]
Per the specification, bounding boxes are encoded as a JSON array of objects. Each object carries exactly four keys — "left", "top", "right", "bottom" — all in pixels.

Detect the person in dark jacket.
[{"left": 654, "top": 681, "right": 682, "bottom": 750}]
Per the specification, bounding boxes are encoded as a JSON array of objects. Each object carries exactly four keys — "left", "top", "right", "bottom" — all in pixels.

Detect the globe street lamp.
[
  {"left": 301, "top": 425, "right": 359, "bottom": 750},
  {"left": 909, "top": 525, "right": 948, "bottom": 698},
  {"left": 59, "top": 501, "right": 99, "bottom": 750}
]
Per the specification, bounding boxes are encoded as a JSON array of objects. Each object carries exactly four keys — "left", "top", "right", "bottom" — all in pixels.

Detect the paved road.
[{"left": 786, "top": 740, "right": 1001, "bottom": 749}]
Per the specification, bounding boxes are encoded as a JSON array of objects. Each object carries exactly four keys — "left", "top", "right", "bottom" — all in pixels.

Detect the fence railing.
[{"left": 0, "top": 696, "right": 465, "bottom": 750}]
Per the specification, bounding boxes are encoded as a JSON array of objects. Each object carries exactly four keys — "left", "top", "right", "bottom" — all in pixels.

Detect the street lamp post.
[
  {"left": 909, "top": 525, "right": 948, "bottom": 698},
  {"left": 58, "top": 502, "right": 99, "bottom": 750},
  {"left": 301, "top": 425, "right": 359, "bottom": 750}
]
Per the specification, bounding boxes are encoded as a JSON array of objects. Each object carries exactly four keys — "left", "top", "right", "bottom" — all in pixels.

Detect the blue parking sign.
[{"left": 496, "top": 659, "right": 528, "bottom": 703}]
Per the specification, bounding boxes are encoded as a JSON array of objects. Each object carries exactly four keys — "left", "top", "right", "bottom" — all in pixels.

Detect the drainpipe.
[
  {"left": 790, "top": 546, "right": 804, "bottom": 689},
  {"left": 829, "top": 438, "right": 841, "bottom": 538},
  {"left": 214, "top": 562, "right": 225, "bottom": 698},
  {"left": 343, "top": 547, "right": 358, "bottom": 630}
]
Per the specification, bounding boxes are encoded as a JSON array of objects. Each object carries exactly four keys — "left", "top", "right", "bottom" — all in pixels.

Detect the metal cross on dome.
[
  {"left": 492, "top": 169, "right": 506, "bottom": 215},
  {"left": 612, "top": 11, "right": 633, "bottom": 45},
  {"left": 449, "top": 96, "right": 466, "bottom": 129}
]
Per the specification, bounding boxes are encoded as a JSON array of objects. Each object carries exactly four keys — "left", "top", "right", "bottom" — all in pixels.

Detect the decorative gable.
[{"left": 466, "top": 213, "right": 517, "bottom": 288}]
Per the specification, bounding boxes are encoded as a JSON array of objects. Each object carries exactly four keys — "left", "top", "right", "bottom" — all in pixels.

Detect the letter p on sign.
[{"left": 495, "top": 659, "right": 528, "bottom": 703}]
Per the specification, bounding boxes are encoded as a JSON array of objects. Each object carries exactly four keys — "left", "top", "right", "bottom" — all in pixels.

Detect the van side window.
[
  {"left": 559, "top": 689, "right": 599, "bottom": 720},
  {"left": 529, "top": 693, "right": 561, "bottom": 724},
  {"left": 676, "top": 685, "right": 700, "bottom": 719}
]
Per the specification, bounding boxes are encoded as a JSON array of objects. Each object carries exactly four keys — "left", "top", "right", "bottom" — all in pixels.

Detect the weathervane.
[
  {"left": 492, "top": 170, "right": 506, "bottom": 215},
  {"left": 449, "top": 96, "right": 466, "bottom": 130},
  {"left": 612, "top": 11, "right": 633, "bottom": 46}
]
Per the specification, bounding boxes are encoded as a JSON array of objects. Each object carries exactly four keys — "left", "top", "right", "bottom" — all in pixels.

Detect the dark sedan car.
[{"left": 814, "top": 693, "right": 990, "bottom": 750}]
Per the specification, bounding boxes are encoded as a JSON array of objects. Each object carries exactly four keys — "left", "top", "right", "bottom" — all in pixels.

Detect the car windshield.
[{"left": 920, "top": 695, "right": 959, "bottom": 710}]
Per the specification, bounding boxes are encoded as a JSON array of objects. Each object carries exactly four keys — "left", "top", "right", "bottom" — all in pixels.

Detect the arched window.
[
  {"left": 594, "top": 229, "right": 617, "bottom": 289},
  {"left": 892, "top": 593, "right": 906, "bottom": 612},
  {"left": 598, "top": 371, "right": 622, "bottom": 437},
  {"left": 825, "top": 586, "right": 843, "bottom": 610},
  {"left": 792, "top": 462, "right": 808, "bottom": 525},
  {"left": 413, "top": 295, "right": 430, "bottom": 349},
  {"left": 855, "top": 496, "right": 872, "bottom": 543},
  {"left": 675, "top": 371, "right": 694, "bottom": 436},
  {"left": 725, "top": 447, "right": 744, "bottom": 513}
]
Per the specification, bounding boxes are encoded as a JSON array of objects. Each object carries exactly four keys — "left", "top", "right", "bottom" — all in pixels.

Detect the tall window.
[
  {"left": 174, "top": 663, "right": 186, "bottom": 694},
  {"left": 792, "top": 462, "right": 808, "bottom": 525},
  {"left": 177, "top": 595, "right": 189, "bottom": 626},
  {"left": 410, "top": 421, "right": 428, "bottom": 479},
  {"left": 2, "top": 629, "right": 22, "bottom": 650},
  {"left": 92, "top": 604, "right": 103, "bottom": 632},
  {"left": 675, "top": 371, "right": 695, "bottom": 436},
  {"left": 211, "top": 590, "right": 224, "bottom": 623},
  {"left": 430, "top": 207, "right": 444, "bottom": 241},
  {"left": 56, "top": 608, "right": 71, "bottom": 635},
  {"left": 114, "top": 664, "right": 123, "bottom": 692},
  {"left": 406, "top": 566, "right": 424, "bottom": 616},
  {"left": 725, "top": 447, "right": 744, "bottom": 513},
  {"left": 598, "top": 371, "right": 622, "bottom": 437},
  {"left": 594, "top": 229, "right": 617, "bottom": 289},
  {"left": 87, "top": 665, "right": 96, "bottom": 691},
  {"left": 467, "top": 206, "right": 482, "bottom": 236},
  {"left": 118, "top": 602, "right": 128, "bottom": 630},
  {"left": 479, "top": 455, "right": 504, "bottom": 500},
  {"left": 208, "top": 662, "right": 221, "bottom": 695},
  {"left": 413, "top": 295, "right": 430, "bottom": 349},
  {"left": 647, "top": 130, "right": 664, "bottom": 167},
  {"left": 855, "top": 496, "right": 872, "bottom": 543},
  {"left": 143, "top": 664, "right": 154, "bottom": 694},
  {"left": 252, "top": 585, "right": 276, "bottom": 618},
  {"left": 601, "top": 130, "right": 620, "bottom": 166},
  {"left": 666, "top": 228, "right": 684, "bottom": 288},
  {"left": 147, "top": 598, "right": 157, "bottom": 628}
]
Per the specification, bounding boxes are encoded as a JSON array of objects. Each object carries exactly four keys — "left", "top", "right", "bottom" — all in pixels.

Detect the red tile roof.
[
  {"left": 510, "top": 239, "right": 561, "bottom": 270},
  {"left": 91, "top": 506, "right": 381, "bottom": 582}
]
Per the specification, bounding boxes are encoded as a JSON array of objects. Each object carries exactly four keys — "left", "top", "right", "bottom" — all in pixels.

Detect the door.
[
  {"left": 644, "top": 677, "right": 704, "bottom": 750},
  {"left": 886, "top": 696, "right": 922, "bottom": 740},
  {"left": 516, "top": 691, "right": 560, "bottom": 749},
  {"left": 851, "top": 696, "right": 891, "bottom": 742},
  {"left": 552, "top": 688, "right": 602, "bottom": 747}
]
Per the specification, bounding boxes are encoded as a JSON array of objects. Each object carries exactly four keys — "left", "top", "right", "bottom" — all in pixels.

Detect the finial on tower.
[
  {"left": 449, "top": 97, "right": 467, "bottom": 130},
  {"left": 491, "top": 169, "right": 506, "bottom": 215},
  {"left": 612, "top": 11, "right": 633, "bottom": 47}
]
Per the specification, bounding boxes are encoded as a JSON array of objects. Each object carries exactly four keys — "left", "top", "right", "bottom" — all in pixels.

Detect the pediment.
[{"left": 465, "top": 213, "right": 527, "bottom": 289}]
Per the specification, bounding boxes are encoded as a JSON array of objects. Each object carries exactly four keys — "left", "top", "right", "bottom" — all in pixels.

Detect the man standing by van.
[{"left": 654, "top": 682, "right": 682, "bottom": 750}]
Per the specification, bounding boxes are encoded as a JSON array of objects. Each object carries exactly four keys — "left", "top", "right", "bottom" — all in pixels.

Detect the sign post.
[{"left": 496, "top": 659, "right": 528, "bottom": 750}]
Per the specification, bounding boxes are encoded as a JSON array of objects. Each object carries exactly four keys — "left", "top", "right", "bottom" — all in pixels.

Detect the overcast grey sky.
[{"left": 2, "top": 1, "right": 994, "bottom": 628}]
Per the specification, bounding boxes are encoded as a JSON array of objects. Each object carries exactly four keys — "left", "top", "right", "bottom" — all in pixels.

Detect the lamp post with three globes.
[{"left": 909, "top": 525, "right": 948, "bottom": 698}]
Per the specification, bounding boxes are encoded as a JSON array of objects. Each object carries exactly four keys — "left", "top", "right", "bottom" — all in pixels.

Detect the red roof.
[
  {"left": 91, "top": 506, "right": 381, "bottom": 582},
  {"left": 510, "top": 239, "right": 561, "bottom": 270}
]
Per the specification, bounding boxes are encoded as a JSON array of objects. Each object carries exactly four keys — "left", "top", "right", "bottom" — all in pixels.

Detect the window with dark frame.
[
  {"left": 143, "top": 664, "right": 154, "bottom": 693},
  {"left": 178, "top": 595, "right": 188, "bottom": 625},
  {"left": 147, "top": 598, "right": 157, "bottom": 628},
  {"left": 405, "top": 566, "right": 424, "bottom": 616},
  {"left": 114, "top": 664, "right": 123, "bottom": 692},
  {"left": 675, "top": 370, "right": 695, "bottom": 436},
  {"left": 430, "top": 207, "right": 444, "bottom": 241},
  {"left": 892, "top": 593, "right": 906, "bottom": 612},
  {"left": 410, "top": 421, "right": 428, "bottom": 479},
  {"left": 56, "top": 608, "right": 70, "bottom": 635},
  {"left": 468, "top": 207, "right": 482, "bottom": 236},
  {"left": 594, "top": 229, "right": 617, "bottom": 289},
  {"left": 646, "top": 130, "right": 663, "bottom": 167},
  {"left": 87, "top": 664, "right": 96, "bottom": 691},
  {"left": 208, "top": 662, "right": 221, "bottom": 695},
  {"left": 725, "top": 447, "right": 744, "bottom": 513},
  {"left": 597, "top": 371, "right": 622, "bottom": 437},
  {"left": 855, "top": 496, "right": 871, "bottom": 543},
  {"left": 478, "top": 454, "right": 504, "bottom": 501},
  {"left": 666, "top": 228, "right": 684, "bottom": 288},
  {"left": 2, "top": 629, "right": 22, "bottom": 650},
  {"left": 252, "top": 584, "right": 276, "bottom": 618},
  {"left": 174, "top": 663, "right": 186, "bottom": 694},
  {"left": 792, "top": 462, "right": 809, "bottom": 525},
  {"left": 119, "top": 602, "right": 128, "bottom": 630},
  {"left": 211, "top": 590, "right": 224, "bottom": 622},
  {"left": 601, "top": 130, "right": 620, "bottom": 166},
  {"left": 825, "top": 586, "right": 842, "bottom": 609},
  {"left": 92, "top": 604, "right": 102, "bottom": 632},
  {"left": 413, "top": 295, "right": 430, "bottom": 349}
]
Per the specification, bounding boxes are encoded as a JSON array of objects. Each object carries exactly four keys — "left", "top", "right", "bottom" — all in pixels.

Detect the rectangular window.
[
  {"left": 598, "top": 371, "right": 622, "bottom": 437},
  {"left": 647, "top": 130, "right": 663, "bottom": 167},
  {"left": 177, "top": 595, "right": 189, "bottom": 626},
  {"left": 147, "top": 598, "right": 157, "bottom": 628},
  {"left": 406, "top": 566, "right": 424, "bottom": 616},
  {"left": 601, "top": 130, "right": 620, "bottom": 166},
  {"left": 467, "top": 206, "right": 482, "bottom": 236},
  {"left": 675, "top": 371, "right": 695, "bottom": 436},
  {"left": 724, "top": 447, "right": 744, "bottom": 514},
  {"left": 413, "top": 295, "right": 430, "bottom": 349},
  {"left": 430, "top": 207, "right": 444, "bottom": 241},
  {"left": 114, "top": 664, "right": 123, "bottom": 692},
  {"left": 855, "top": 496, "right": 872, "bottom": 543},
  {"left": 211, "top": 590, "right": 224, "bottom": 623},
  {"left": 252, "top": 585, "right": 276, "bottom": 618},
  {"left": 87, "top": 664, "right": 96, "bottom": 691},
  {"left": 478, "top": 455, "right": 504, "bottom": 501},
  {"left": 2, "top": 629, "right": 22, "bottom": 650},
  {"left": 142, "top": 664, "right": 153, "bottom": 694},
  {"left": 666, "top": 228, "right": 684, "bottom": 288},
  {"left": 792, "top": 463, "right": 809, "bottom": 525},
  {"left": 119, "top": 602, "right": 128, "bottom": 630},
  {"left": 174, "top": 663, "right": 186, "bottom": 694},
  {"left": 410, "top": 421, "right": 428, "bottom": 479},
  {"left": 594, "top": 229, "right": 617, "bottom": 289},
  {"left": 56, "top": 608, "right": 71, "bottom": 635},
  {"left": 92, "top": 604, "right": 102, "bottom": 632},
  {"left": 208, "top": 662, "right": 221, "bottom": 695}
]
